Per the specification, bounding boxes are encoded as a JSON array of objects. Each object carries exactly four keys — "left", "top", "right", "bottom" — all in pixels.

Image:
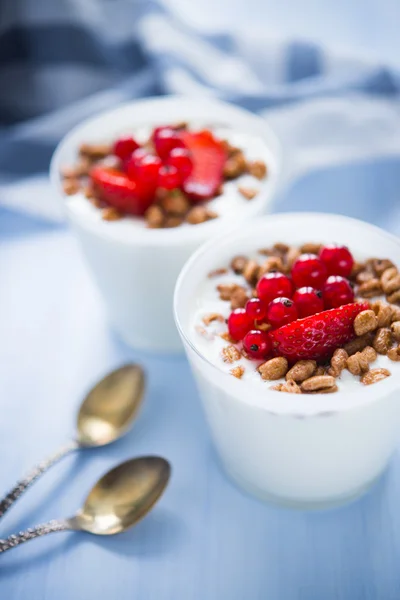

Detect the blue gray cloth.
[{"left": 1, "top": 0, "right": 400, "bottom": 224}]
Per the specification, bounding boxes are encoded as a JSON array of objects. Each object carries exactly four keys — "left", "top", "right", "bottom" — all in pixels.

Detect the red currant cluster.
[
  {"left": 227, "top": 245, "right": 355, "bottom": 360},
  {"left": 113, "top": 127, "right": 194, "bottom": 192},
  {"left": 86, "top": 125, "right": 227, "bottom": 218}
]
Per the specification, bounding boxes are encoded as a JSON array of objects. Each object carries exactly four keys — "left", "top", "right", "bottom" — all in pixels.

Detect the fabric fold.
[{"left": 0, "top": 0, "right": 399, "bottom": 224}]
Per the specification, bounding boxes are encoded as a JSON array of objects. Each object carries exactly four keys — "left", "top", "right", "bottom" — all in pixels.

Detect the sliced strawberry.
[
  {"left": 269, "top": 302, "right": 369, "bottom": 363},
  {"left": 179, "top": 130, "right": 226, "bottom": 201},
  {"left": 90, "top": 166, "right": 155, "bottom": 216}
]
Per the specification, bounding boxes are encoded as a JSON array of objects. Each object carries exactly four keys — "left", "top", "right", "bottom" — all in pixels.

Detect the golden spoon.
[
  {"left": 0, "top": 456, "right": 171, "bottom": 553},
  {"left": 0, "top": 364, "right": 145, "bottom": 520}
]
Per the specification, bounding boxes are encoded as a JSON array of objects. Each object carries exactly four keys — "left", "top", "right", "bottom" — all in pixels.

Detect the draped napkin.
[{"left": 1, "top": 0, "right": 400, "bottom": 225}]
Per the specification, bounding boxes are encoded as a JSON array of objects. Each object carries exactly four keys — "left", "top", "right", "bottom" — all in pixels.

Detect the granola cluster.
[
  {"left": 145, "top": 193, "right": 218, "bottom": 229},
  {"left": 199, "top": 241, "right": 400, "bottom": 394},
  {"left": 354, "top": 259, "right": 400, "bottom": 304},
  {"left": 61, "top": 143, "right": 110, "bottom": 201},
  {"left": 61, "top": 124, "right": 267, "bottom": 228}
]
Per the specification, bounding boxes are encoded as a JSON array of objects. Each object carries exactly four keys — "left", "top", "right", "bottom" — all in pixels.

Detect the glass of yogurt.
[
  {"left": 174, "top": 212, "right": 400, "bottom": 508},
  {"left": 50, "top": 96, "right": 280, "bottom": 352}
]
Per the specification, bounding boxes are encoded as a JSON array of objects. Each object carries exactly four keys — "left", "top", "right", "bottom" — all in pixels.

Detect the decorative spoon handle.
[
  {"left": 0, "top": 439, "right": 79, "bottom": 520},
  {"left": 0, "top": 519, "right": 72, "bottom": 553}
]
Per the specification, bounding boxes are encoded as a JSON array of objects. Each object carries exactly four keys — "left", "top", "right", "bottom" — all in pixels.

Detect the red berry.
[
  {"left": 245, "top": 297, "right": 267, "bottom": 322},
  {"left": 90, "top": 166, "right": 155, "bottom": 216},
  {"left": 323, "top": 276, "right": 354, "bottom": 309},
  {"left": 269, "top": 302, "right": 369, "bottom": 362},
  {"left": 113, "top": 136, "right": 139, "bottom": 161},
  {"left": 227, "top": 308, "right": 253, "bottom": 341},
  {"left": 293, "top": 287, "right": 324, "bottom": 318},
  {"left": 126, "top": 153, "right": 161, "bottom": 185},
  {"left": 154, "top": 128, "right": 185, "bottom": 159},
  {"left": 180, "top": 130, "right": 226, "bottom": 201},
  {"left": 243, "top": 330, "right": 272, "bottom": 360},
  {"left": 291, "top": 254, "right": 327, "bottom": 289},
  {"left": 167, "top": 147, "right": 193, "bottom": 182},
  {"left": 267, "top": 297, "right": 298, "bottom": 328},
  {"left": 129, "top": 148, "right": 148, "bottom": 165},
  {"left": 256, "top": 272, "right": 293, "bottom": 305},
  {"left": 152, "top": 126, "right": 168, "bottom": 140},
  {"left": 319, "top": 245, "right": 354, "bottom": 278},
  {"left": 158, "top": 165, "right": 182, "bottom": 190}
]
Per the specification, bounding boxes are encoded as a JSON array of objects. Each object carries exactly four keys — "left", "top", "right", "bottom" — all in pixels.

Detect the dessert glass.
[
  {"left": 50, "top": 96, "right": 280, "bottom": 352},
  {"left": 174, "top": 213, "right": 400, "bottom": 508}
]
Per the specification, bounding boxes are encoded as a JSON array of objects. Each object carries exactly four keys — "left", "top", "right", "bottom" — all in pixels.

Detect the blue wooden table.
[{"left": 2, "top": 158, "right": 400, "bottom": 599}]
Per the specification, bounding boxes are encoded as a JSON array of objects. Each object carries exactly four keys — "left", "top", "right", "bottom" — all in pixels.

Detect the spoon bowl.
[
  {"left": 76, "top": 364, "right": 145, "bottom": 446},
  {"left": 0, "top": 456, "right": 172, "bottom": 553},
  {"left": 0, "top": 363, "right": 145, "bottom": 521},
  {"left": 74, "top": 456, "right": 171, "bottom": 535}
]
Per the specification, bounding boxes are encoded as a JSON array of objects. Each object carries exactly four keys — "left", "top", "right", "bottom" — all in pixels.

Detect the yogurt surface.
[
  {"left": 65, "top": 125, "right": 274, "bottom": 237},
  {"left": 190, "top": 251, "right": 400, "bottom": 392}
]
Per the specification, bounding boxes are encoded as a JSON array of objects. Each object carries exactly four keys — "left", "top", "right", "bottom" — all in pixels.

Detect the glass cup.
[
  {"left": 50, "top": 96, "right": 281, "bottom": 352},
  {"left": 174, "top": 213, "right": 400, "bottom": 508}
]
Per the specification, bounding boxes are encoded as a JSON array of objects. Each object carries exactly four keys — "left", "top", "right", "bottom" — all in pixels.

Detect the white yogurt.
[
  {"left": 191, "top": 260, "right": 400, "bottom": 391},
  {"left": 50, "top": 97, "right": 281, "bottom": 352},
  {"left": 65, "top": 127, "right": 272, "bottom": 237},
  {"left": 175, "top": 213, "right": 400, "bottom": 508}
]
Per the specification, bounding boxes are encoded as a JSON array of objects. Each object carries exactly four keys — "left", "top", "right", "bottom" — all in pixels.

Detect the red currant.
[
  {"left": 293, "top": 287, "right": 324, "bottom": 318},
  {"left": 158, "top": 165, "right": 182, "bottom": 190},
  {"left": 167, "top": 147, "right": 193, "bottom": 182},
  {"left": 291, "top": 254, "right": 327, "bottom": 289},
  {"left": 256, "top": 272, "right": 293, "bottom": 305},
  {"left": 152, "top": 126, "right": 168, "bottom": 139},
  {"left": 126, "top": 153, "right": 161, "bottom": 185},
  {"left": 243, "top": 330, "right": 272, "bottom": 360},
  {"left": 126, "top": 147, "right": 148, "bottom": 167},
  {"left": 266, "top": 297, "right": 298, "bottom": 328},
  {"left": 323, "top": 275, "right": 354, "bottom": 309},
  {"left": 113, "top": 135, "right": 139, "bottom": 161},
  {"left": 154, "top": 128, "right": 185, "bottom": 159},
  {"left": 319, "top": 245, "right": 354, "bottom": 278},
  {"left": 227, "top": 308, "right": 253, "bottom": 341},
  {"left": 245, "top": 297, "right": 267, "bottom": 322}
]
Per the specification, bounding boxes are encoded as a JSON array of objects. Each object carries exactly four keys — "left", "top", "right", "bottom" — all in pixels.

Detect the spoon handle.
[
  {"left": 0, "top": 439, "right": 79, "bottom": 520},
  {"left": 0, "top": 519, "right": 72, "bottom": 553}
]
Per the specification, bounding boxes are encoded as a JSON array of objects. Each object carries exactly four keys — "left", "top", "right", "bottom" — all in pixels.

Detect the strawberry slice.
[
  {"left": 179, "top": 130, "right": 226, "bottom": 201},
  {"left": 90, "top": 166, "right": 155, "bottom": 216},
  {"left": 269, "top": 302, "right": 370, "bottom": 363}
]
